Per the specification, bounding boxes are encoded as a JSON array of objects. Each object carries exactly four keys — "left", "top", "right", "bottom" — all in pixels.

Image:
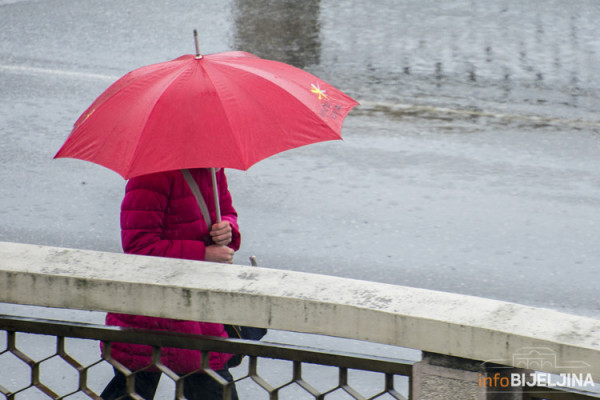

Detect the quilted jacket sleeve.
[{"left": 120, "top": 172, "right": 208, "bottom": 260}]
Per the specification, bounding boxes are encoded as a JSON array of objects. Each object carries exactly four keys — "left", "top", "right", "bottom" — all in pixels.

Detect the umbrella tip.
[{"left": 193, "top": 29, "right": 203, "bottom": 59}]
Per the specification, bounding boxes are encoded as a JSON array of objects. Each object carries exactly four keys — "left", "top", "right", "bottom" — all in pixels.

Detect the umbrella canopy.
[{"left": 55, "top": 51, "right": 359, "bottom": 179}]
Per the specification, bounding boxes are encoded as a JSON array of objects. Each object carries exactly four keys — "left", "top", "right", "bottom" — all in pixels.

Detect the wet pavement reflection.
[{"left": 233, "top": 0, "right": 321, "bottom": 69}]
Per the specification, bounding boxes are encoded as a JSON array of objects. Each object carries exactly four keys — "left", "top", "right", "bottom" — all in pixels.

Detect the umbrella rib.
[
  {"left": 205, "top": 59, "right": 346, "bottom": 169},
  {"left": 210, "top": 58, "right": 347, "bottom": 136},
  {"left": 200, "top": 63, "right": 249, "bottom": 169},
  {"left": 125, "top": 63, "right": 193, "bottom": 177}
]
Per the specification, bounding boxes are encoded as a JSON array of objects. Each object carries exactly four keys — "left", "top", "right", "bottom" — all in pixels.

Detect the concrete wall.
[{"left": 1, "top": 241, "right": 599, "bottom": 386}]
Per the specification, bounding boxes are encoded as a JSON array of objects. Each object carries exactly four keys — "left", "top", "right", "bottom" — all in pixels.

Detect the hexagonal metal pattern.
[{"left": 0, "top": 316, "right": 412, "bottom": 399}]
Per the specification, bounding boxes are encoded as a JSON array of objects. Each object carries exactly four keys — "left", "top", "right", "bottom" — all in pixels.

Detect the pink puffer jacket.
[{"left": 104, "top": 168, "right": 241, "bottom": 374}]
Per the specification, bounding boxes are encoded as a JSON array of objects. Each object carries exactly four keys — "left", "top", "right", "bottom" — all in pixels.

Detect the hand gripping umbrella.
[{"left": 55, "top": 34, "right": 359, "bottom": 220}]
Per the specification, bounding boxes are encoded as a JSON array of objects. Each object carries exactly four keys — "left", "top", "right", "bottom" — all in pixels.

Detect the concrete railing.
[{"left": 1, "top": 241, "right": 600, "bottom": 398}]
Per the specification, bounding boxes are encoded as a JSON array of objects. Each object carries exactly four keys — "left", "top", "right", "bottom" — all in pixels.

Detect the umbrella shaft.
[{"left": 210, "top": 168, "right": 222, "bottom": 223}]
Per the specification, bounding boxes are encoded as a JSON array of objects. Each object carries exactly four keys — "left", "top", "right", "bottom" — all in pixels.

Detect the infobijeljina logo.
[{"left": 480, "top": 347, "right": 595, "bottom": 390}]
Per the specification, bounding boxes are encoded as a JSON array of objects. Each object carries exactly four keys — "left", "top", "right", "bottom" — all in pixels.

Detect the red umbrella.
[{"left": 55, "top": 45, "right": 358, "bottom": 219}]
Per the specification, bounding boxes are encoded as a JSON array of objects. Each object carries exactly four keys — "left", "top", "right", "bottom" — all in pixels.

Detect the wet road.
[{"left": 1, "top": 1, "right": 600, "bottom": 392}]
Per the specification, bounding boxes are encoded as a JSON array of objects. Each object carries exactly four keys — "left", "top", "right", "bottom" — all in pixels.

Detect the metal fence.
[
  {"left": 4, "top": 315, "right": 600, "bottom": 400},
  {"left": 0, "top": 315, "right": 414, "bottom": 400}
]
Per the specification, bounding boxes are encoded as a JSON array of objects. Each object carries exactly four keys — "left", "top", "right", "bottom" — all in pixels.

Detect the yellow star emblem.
[{"left": 311, "top": 83, "right": 328, "bottom": 100}]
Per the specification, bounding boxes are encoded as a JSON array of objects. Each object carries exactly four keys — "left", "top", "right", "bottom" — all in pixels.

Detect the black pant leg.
[
  {"left": 100, "top": 369, "right": 161, "bottom": 400},
  {"left": 183, "top": 370, "right": 239, "bottom": 400}
]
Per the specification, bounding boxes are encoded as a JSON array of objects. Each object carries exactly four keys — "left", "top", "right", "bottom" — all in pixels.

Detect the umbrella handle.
[{"left": 210, "top": 168, "right": 222, "bottom": 223}]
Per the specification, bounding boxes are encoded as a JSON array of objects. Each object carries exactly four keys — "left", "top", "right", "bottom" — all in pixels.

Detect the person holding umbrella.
[
  {"left": 100, "top": 167, "right": 241, "bottom": 399},
  {"left": 55, "top": 40, "right": 358, "bottom": 398}
]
